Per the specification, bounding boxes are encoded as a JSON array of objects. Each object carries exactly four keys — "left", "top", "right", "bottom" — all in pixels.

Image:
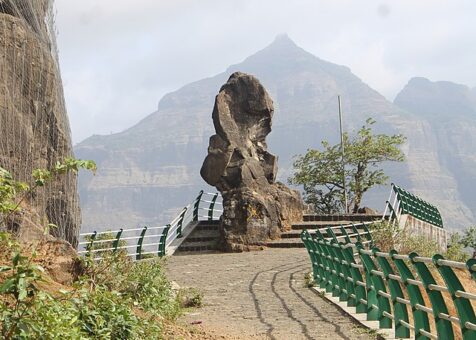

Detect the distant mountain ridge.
[{"left": 75, "top": 35, "right": 475, "bottom": 231}]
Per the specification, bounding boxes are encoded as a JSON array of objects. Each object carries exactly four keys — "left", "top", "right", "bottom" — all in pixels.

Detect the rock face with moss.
[
  {"left": 201, "top": 72, "right": 303, "bottom": 251},
  {"left": 0, "top": 2, "right": 81, "bottom": 246}
]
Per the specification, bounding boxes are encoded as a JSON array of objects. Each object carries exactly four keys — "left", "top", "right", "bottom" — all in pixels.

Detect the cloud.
[{"left": 54, "top": 0, "right": 476, "bottom": 143}]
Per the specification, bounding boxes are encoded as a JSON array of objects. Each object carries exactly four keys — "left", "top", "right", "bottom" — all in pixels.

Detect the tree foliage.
[{"left": 290, "top": 118, "right": 406, "bottom": 213}]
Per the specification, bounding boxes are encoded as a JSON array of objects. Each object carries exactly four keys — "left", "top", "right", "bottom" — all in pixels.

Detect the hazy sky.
[{"left": 55, "top": 0, "right": 476, "bottom": 143}]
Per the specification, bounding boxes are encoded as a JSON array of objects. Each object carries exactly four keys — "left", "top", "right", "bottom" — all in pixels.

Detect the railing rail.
[
  {"left": 78, "top": 190, "right": 223, "bottom": 260},
  {"left": 301, "top": 228, "right": 476, "bottom": 339},
  {"left": 383, "top": 183, "right": 443, "bottom": 228}
]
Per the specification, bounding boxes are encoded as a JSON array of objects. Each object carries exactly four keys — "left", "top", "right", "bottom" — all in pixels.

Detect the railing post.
[
  {"left": 433, "top": 254, "right": 476, "bottom": 340},
  {"left": 468, "top": 258, "right": 476, "bottom": 281},
  {"left": 328, "top": 241, "right": 348, "bottom": 302},
  {"left": 313, "top": 231, "right": 331, "bottom": 290},
  {"left": 112, "top": 228, "right": 123, "bottom": 253},
  {"left": 374, "top": 249, "right": 410, "bottom": 338},
  {"left": 319, "top": 239, "right": 340, "bottom": 297},
  {"left": 314, "top": 231, "right": 334, "bottom": 292},
  {"left": 136, "top": 226, "right": 148, "bottom": 261},
  {"left": 86, "top": 231, "right": 97, "bottom": 257},
  {"left": 339, "top": 225, "right": 352, "bottom": 244},
  {"left": 208, "top": 193, "right": 218, "bottom": 221},
  {"left": 336, "top": 243, "right": 355, "bottom": 307},
  {"left": 326, "top": 226, "right": 339, "bottom": 243},
  {"left": 391, "top": 250, "right": 431, "bottom": 340},
  {"left": 410, "top": 252, "right": 454, "bottom": 339},
  {"left": 301, "top": 231, "right": 319, "bottom": 284},
  {"left": 176, "top": 207, "right": 187, "bottom": 238},
  {"left": 193, "top": 190, "right": 204, "bottom": 221},
  {"left": 350, "top": 224, "right": 362, "bottom": 243},
  {"left": 340, "top": 243, "right": 367, "bottom": 313},
  {"left": 361, "top": 223, "right": 373, "bottom": 247},
  {"left": 158, "top": 224, "right": 171, "bottom": 257},
  {"left": 357, "top": 244, "right": 390, "bottom": 325}
]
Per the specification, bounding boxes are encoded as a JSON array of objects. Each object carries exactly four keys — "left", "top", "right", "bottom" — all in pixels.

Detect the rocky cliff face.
[
  {"left": 394, "top": 77, "right": 476, "bottom": 227},
  {"left": 201, "top": 72, "right": 303, "bottom": 251},
  {"left": 76, "top": 35, "right": 474, "bottom": 232},
  {"left": 0, "top": 2, "right": 81, "bottom": 245}
]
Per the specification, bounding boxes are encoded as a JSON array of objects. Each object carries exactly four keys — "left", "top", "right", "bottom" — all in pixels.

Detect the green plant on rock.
[{"left": 0, "top": 157, "right": 96, "bottom": 230}]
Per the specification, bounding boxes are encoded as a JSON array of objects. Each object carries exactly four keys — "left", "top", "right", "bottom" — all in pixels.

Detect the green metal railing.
[
  {"left": 301, "top": 229, "right": 476, "bottom": 339},
  {"left": 78, "top": 190, "right": 222, "bottom": 260},
  {"left": 384, "top": 184, "right": 443, "bottom": 228}
]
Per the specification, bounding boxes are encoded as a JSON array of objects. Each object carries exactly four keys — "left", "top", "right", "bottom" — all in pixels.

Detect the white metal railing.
[{"left": 77, "top": 190, "right": 223, "bottom": 260}]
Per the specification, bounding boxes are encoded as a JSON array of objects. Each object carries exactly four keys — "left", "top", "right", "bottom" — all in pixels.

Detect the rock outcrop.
[
  {"left": 0, "top": 2, "right": 81, "bottom": 246},
  {"left": 201, "top": 72, "right": 303, "bottom": 251}
]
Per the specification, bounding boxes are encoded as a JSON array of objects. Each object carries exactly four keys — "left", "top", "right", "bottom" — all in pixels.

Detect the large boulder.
[{"left": 201, "top": 72, "right": 303, "bottom": 251}]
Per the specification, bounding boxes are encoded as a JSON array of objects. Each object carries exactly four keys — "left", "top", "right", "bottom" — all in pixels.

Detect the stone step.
[
  {"left": 194, "top": 222, "right": 220, "bottom": 231},
  {"left": 303, "top": 214, "right": 385, "bottom": 222},
  {"left": 176, "top": 245, "right": 220, "bottom": 252},
  {"left": 183, "top": 229, "right": 220, "bottom": 239},
  {"left": 182, "top": 236, "right": 219, "bottom": 243},
  {"left": 280, "top": 231, "right": 302, "bottom": 239},
  {"left": 265, "top": 238, "right": 304, "bottom": 248},
  {"left": 176, "top": 239, "right": 220, "bottom": 253},
  {"left": 173, "top": 250, "right": 222, "bottom": 256},
  {"left": 291, "top": 221, "right": 352, "bottom": 230}
]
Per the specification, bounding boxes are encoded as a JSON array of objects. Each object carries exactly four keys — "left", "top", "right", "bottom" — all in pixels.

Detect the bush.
[
  {"left": 0, "top": 233, "right": 181, "bottom": 339},
  {"left": 177, "top": 288, "right": 203, "bottom": 308},
  {"left": 370, "top": 221, "right": 439, "bottom": 256},
  {"left": 83, "top": 257, "right": 182, "bottom": 319},
  {"left": 370, "top": 221, "right": 472, "bottom": 261}
]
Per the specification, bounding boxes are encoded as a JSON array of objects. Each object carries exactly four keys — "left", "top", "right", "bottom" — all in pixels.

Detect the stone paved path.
[{"left": 166, "top": 249, "right": 373, "bottom": 340}]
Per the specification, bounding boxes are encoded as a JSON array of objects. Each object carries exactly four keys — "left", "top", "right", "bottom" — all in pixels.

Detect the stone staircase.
[
  {"left": 174, "top": 214, "right": 384, "bottom": 253},
  {"left": 175, "top": 220, "right": 222, "bottom": 254},
  {"left": 265, "top": 214, "right": 383, "bottom": 248}
]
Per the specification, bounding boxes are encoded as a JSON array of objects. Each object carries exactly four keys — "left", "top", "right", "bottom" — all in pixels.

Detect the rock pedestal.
[{"left": 201, "top": 72, "right": 303, "bottom": 251}]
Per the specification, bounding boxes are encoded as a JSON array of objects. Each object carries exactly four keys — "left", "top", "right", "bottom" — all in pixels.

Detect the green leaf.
[
  {"left": 0, "top": 265, "right": 12, "bottom": 272},
  {"left": 0, "top": 278, "right": 16, "bottom": 293}
]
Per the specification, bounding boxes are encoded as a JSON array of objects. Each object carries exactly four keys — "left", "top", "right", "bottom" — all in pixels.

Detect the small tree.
[
  {"left": 290, "top": 118, "right": 405, "bottom": 213},
  {"left": 460, "top": 226, "right": 476, "bottom": 258}
]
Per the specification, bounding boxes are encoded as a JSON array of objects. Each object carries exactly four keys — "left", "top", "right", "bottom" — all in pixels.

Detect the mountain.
[
  {"left": 75, "top": 35, "right": 474, "bottom": 232},
  {"left": 394, "top": 77, "right": 476, "bottom": 225}
]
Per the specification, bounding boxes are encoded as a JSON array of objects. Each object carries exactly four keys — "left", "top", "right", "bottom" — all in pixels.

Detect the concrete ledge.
[
  {"left": 310, "top": 286, "right": 397, "bottom": 340},
  {"left": 166, "top": 221, "right": 199, "bottom": 256}
]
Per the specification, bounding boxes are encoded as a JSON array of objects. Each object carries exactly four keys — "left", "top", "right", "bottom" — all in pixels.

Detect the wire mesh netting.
[{"left": 0, "top": 0, "right": 80, "bottom": 246}]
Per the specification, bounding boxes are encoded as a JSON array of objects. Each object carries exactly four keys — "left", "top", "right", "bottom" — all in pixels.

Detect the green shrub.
[
  {"left": 370, "top": 221, "right": 439, "bottom": 256},
  {"left": 0, "top": 161, "right": 193, "bottom": 338},
  {"left": 177, "top": 287, "right": 203, "bottom": 308},
  {"left": 445, "top": 233, "right": 471, "bottom": 262},
  {"left": 0, "top": 233, "right": 181, "bottom": 339}
]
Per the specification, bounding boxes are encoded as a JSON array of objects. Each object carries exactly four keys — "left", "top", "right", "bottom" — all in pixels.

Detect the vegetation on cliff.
[{"left": 0, "top": 160, "right": 198, "bottom": 338}]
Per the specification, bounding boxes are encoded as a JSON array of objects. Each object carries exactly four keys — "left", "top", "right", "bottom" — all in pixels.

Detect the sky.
[{"left": 54, "top": 0, "right": 476, "bottom": 144}]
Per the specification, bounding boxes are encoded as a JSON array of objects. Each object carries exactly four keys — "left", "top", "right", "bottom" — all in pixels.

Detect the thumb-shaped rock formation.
[{"left": 201, "top": 72, "right": 303, "bottom": 251}]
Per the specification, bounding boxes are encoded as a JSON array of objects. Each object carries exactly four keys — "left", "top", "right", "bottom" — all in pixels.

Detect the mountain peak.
[{"left": 269, "top": 33, "right": 298, "bottom": 48}]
